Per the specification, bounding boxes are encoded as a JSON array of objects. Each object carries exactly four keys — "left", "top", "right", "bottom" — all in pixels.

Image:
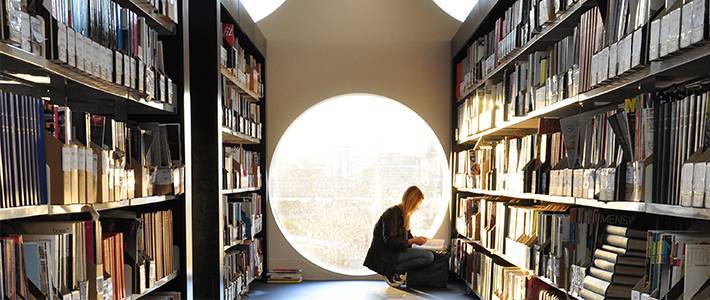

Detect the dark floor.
[{"left": 248, "top": 280, "right": 474, "bottom": 300}]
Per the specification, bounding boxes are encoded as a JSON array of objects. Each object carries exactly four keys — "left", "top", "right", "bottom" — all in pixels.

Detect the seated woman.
[{"left": 363, "top": 186, "right": 435, "bottom": 287}]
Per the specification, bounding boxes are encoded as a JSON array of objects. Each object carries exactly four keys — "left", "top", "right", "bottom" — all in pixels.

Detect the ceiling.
[{"left": 255, "top": 0, "right": 461, "bottom": 45}]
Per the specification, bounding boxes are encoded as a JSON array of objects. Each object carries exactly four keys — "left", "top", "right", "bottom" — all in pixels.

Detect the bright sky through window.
[
  {"left": 433, "top": 0, "right": 477, "bottom": 22},
  {"left": 240, "top": 0, "right": 285, "bottom": 22},
  {"left": 269, "top": 94, "right": 449, "bottom": 276}
]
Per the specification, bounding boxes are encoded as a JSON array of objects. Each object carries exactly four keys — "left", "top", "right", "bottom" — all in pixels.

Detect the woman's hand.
[{"left": 408, "top": 236, "right": 428, "bottom": 246}]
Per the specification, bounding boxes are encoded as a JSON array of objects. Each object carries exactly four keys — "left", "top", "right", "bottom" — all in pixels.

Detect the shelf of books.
[
  {"left": 0, "top": 0, "right": 188, "bottom": 299},
  {"left": 218, "top": 4, "right": 266, "bottom": 299},
  {"left": 451, "top": 0, "right": 710, "bottom": 299}
]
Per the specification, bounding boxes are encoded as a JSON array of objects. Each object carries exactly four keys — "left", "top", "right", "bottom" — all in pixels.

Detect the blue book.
[
  {"left": 35, "top": 98, "right": 48, "bottom": 205},
  {"left": 22, "top": 242, "right": 42, "bottom": 291}
]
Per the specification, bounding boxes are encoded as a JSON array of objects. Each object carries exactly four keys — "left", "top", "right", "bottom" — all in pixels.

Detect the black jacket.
[{"left": 363, "top": 205, "right": 413, "bottom": 277}]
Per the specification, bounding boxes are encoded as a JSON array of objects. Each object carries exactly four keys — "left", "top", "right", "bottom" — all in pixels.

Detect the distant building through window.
[{"left": 269, "top": 94, "right": 450, "bottom": 276}]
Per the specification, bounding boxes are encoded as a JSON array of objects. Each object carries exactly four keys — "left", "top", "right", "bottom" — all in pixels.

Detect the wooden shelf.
[
  {"left": 456, "top": 188, "right": 666, "bottom": 215},
  {"left": 645, "top": 203, "right": 710, "bottom": 220},
  {"left": 222, "top": 187, "right": 261, "bottom": 195},
  {"left": 0, "top": 195, "right": 178, "bottom": 221},
  {"left": 0, "top": 42, "right": 176, "bottom": 114},
  {"left": 0, "top": 205, "right": 50, "bottom": 221},
  {"left": 222, "top": 127, "right": 260, "bottom": 144},
  {"left": 456, "top": 33, "right": 710, "bottom": 147},
  {"left": 574, "top": 197, "right": 646, "bottom": 213},
  {"left": 131, "top": 271, "right": 179, "bottom": 300},
  {"left": 457, "top": 188, "right": 576, "bottom": 205},
  {"left": 116, "top": 0, "right": 177, "bottom": 35},
  {"left": 457, "top": 0, "right": 593, "bottom": 102},
  {"left": 220, "top": 67, "right": 261, "bottom": 101},
  {"left": 457, "top": 96, "right": 579, "bottom": 145},
  {"left": 130, "top": 195, "right": 178, "bottom": 207}
]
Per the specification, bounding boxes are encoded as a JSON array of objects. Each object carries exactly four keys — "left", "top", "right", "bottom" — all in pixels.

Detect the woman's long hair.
[{"left": 399, "top": 186, "right": 424, "bottom": 230}]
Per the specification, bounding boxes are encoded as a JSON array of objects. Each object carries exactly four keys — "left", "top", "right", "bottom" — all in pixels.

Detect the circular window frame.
[{"left": 268, "top": 93, "right": 451, "bottom": 276}]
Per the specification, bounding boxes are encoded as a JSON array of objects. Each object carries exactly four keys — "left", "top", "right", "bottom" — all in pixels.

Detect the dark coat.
[{"left": 363, "top": 205, "right": 413, "bottom": 277}]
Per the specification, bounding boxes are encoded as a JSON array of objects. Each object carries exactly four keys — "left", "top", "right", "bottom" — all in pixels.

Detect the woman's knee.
[{"left": 422, "top": 250, "right": 434, "bottom": 264}]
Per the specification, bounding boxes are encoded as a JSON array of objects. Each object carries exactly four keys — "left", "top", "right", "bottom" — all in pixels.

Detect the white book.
[
  {"left": 684, "top": 243, "right": 710, "bottom": 300},
  {"left": 412, "top": 239, "right": 445, "bottom": 251}
]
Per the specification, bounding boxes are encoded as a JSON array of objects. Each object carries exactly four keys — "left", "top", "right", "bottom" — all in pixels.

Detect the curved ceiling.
[
  {"left": 241, "top": 0, "right": 285, "bottom": 22},
  {"left": 255, "top": 0, "right": 461, "bottom": 44}
]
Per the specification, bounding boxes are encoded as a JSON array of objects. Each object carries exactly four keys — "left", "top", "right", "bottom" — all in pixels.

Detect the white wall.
[{"left": 257, "top": 0, "right": 459, "bottom": 280}]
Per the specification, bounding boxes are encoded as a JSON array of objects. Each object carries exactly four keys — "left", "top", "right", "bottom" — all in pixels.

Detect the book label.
[
  {"left": 76, "top": 35, "right": 85, "bottom": 71},
  {"left": 67, "top": 28, "right": 76, "bottom": 67},
  {"left": 62, "top": 146, "right": 73, "bottom": 172},
  {"left": 123, "top": 55, "right": 131, "bottom": 88},
  {"left": 57, "top": 23, "right": 68, "bottom": 63},
  {"left": 692, "top": 0, "right": 706, "bottom": 43},
  {"left": 680, "top": 163, "right": 695, "bottom": 206},
  {"left": 692, "top": 162, "right": 707, "bottom": 207},
  {"left": 20, "top": 12, "right": 31, "bottom": 52},
  {"left": 650, "top": 19, "right": 661, "bottom": 60},
  {"left": 681, "top": 2, "right": 694, "bottom": 48}
]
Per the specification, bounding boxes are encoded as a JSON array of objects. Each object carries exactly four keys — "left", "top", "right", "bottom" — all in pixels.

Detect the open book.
[{"left": 412, "top": 239, "right": 445, "bottom": 250}]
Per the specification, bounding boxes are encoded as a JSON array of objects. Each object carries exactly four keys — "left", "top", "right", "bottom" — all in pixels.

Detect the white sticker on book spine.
[
  {"left": 67, "top": 28, "right": 76, "bottom": 67},
  {"left": 57, "top": 23, "right": 68, "bottom": 63},
  {"left": 62, "top": 147, "right": 72, "bottom": 172}
]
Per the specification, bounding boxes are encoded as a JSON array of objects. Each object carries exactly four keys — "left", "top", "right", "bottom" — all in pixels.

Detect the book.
[
  {"left": 589, "top": 266, "right": 642, "bottom": 285},
  {"left": 0, "top": 91, "right": 46, "bottom": 209},
  {"left": 583, "top": 275, "right": 634, "bottom": 298},
  {"left": 593, "top": 249, "right": 646, "bottom": 267},
  {"left": 604, "top": 234, "right": 646, "bottom": 252},
  {"left": 606, "top": 225, "right": 647, "bottom": 239},
  {"left": 412, "top": 239, "right": 445, "bottom": 251}
]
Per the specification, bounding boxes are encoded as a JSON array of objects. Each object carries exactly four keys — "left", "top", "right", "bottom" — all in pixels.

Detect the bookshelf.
[
  {"left": 0, "top": 0, "right": 190, "bottom": 299},
  {"left": 451, "top": 0, "right": 710, "bottom": 299},
  {"left": 188, "top": 0, "right": 266, "bottom": 298}
]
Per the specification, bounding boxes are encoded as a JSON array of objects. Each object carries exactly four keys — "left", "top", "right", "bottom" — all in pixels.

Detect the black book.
[{"left": 0, "top": 92, "right": 6, "bottom": 208}]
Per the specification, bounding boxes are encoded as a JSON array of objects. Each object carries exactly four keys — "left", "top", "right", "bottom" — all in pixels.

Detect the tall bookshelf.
[
  {"left": 0, "top": 0, "right": 191, "bottom": 299},
  {"left": 188, "top": 0, "right": 267, "bottom": 298},
  {"left": 450, "top": 0, "right": 710, "bottom": 299}
]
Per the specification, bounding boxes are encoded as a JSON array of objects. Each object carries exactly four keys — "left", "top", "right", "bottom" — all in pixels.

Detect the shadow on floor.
[{"left": 247, "top": 280, "right": 474, "bottom": 300}]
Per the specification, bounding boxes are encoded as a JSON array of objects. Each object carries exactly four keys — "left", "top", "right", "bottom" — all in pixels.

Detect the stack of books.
[
  {"left": 267, "top": 269, "right": 303, "bottom": 284},
  {"left": 579, "top": 225, "right": 647, "bottom": 300}
]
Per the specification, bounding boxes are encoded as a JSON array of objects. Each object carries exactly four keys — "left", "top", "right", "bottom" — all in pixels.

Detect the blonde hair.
[{"left": 399, "top": 186, "right": 424, "bottom": 230}]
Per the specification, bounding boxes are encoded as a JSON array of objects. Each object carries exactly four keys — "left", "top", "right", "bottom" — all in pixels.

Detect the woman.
[{"left": 363, "top": 186, "right": 435, "bottom": 287}]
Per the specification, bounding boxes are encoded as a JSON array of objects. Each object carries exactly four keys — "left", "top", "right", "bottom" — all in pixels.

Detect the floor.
[{"left": 248, "top": 280, "right": 474, "bottom": 300}]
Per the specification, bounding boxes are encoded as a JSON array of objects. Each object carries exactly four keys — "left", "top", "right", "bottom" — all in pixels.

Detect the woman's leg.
[{"left": 395, "top": 248, "right": 435, "bottom": 272}]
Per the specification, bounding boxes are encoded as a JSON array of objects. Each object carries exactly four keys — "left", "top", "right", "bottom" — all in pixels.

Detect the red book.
[{"left": 223, "top": 24, "right": 235, "bottom": 48}]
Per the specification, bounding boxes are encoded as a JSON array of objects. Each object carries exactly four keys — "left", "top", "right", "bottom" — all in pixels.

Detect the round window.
[{"left": 269, "top": 94, "right": 450, "bottom": 276}]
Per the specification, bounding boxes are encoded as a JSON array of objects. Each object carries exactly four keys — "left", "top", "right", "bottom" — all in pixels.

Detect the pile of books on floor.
[{"left": 267, "top": 269, "right": 303, "bottom": 284}]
